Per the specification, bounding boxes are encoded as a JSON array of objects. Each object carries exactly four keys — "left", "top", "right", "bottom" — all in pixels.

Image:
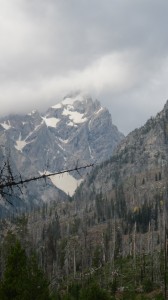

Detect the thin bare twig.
[{"left": 0, "top": 163, "right": 94, "bottom": 191}]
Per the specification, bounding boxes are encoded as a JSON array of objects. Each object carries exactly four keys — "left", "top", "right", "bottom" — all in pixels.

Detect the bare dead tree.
[{"left": 0, "top": 159, "right": 94, "bottom": 205}]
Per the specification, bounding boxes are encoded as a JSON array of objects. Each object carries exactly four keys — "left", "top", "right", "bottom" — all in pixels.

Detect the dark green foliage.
[
  {"left": 58, "top": 238, "right": 67, "bottom": 269},
  {"left": 79, "top": 282, "right": 110, "bottom": 300},
  {"left": 68, "top": 282, "right": 81, "bottom": 300},
  {"left": 0, "top": 240, "right": 28, "bottom": 300},
  {"left": 70, "top": 218, "right": 81, "bottom": 235},
  {"left": 44, "top": 212, "right": 61, "bottom": 265},
  {"left": 154, "top": 294, "right": 164, "bottom": 300},
  {"left": 126, "top": 202, "right": 153, "bottom": 233},
  {"left": 93, "top": 245, "right": 102, "bottom": 267},
  {"left": 95, "top": 193, "right": 106, "bottom": 222},
  {"left": 61, "top": 295, "right": 74, "bottom": 300},
  {"left": 115, "top": 184, "right": 127, "bottom": 218},
  {"left": 142, "top": 178, "right": 145, "bottom": 185},
  {"left": 142, "top": 278, "right": 153, "bottom": 293},
  {"left": 114, "top": 229, "right": 122, "bottom": 258},
  {"left": 0, "top": 240, "right": 50, "bottom": 300},
  {"left": 1, "top": 231, "right": 18, "bottom": 260},
  {"left": 110, "top": 277, "right": 118, "bottom": 295},
  {"left": 50, "top": 294, "right": 61, "bottom": 300},
  {"left": 26, "top": 254, "right": 50, "bottom": 300}
]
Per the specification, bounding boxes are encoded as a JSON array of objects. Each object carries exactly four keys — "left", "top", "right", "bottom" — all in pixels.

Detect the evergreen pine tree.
[{"left": 0, "top": 240, "right": 50, "bottom": 300}]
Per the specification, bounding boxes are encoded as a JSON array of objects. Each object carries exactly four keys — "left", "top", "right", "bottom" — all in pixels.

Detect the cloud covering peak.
[{"left": 0, "top": 0, "right": 168, "bottom": 134}]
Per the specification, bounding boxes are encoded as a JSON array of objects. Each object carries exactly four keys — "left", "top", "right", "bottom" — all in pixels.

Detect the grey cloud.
[{"left": 0, "top": 0, "right": 168, "bottom": 134}]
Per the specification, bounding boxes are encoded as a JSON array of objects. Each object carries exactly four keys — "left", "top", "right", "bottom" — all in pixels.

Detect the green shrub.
[{"left": 79, "top": 282, "right": 110, "bottom": 300}]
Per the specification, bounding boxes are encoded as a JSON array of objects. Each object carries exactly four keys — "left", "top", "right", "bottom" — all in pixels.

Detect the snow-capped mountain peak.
[{"left": 0, "top": 95, "right": 124, "bottom": 202}]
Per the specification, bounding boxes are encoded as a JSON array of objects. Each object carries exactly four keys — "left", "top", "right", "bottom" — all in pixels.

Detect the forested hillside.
[{"left": 0, "top": 192, "right": 166, "bottom": 299}]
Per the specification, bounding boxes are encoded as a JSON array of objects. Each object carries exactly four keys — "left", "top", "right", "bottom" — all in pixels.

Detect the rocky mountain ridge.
[
  {"left": 0, "top": 94, "right": 123, "bottom": 210},
  {"left": 75, "top": 100, "right": 168, "bottom": 212}
]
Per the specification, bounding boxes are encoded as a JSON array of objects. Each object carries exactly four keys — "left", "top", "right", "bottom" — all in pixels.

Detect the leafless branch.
[{"left": 0, "top": 163, "right": 94, "bottom": 193}]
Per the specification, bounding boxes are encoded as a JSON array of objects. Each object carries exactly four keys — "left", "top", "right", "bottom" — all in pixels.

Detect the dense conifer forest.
[{"left": 0, "top": 192, "right": 167, "bottom": 299}]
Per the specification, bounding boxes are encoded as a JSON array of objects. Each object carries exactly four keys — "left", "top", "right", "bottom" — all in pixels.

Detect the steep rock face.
[
  {"left": 0, "top": 94, "right": 123, "bottom": 208},
  {"left": 75, "top": 100, "right": 168, "bottom": 211}
]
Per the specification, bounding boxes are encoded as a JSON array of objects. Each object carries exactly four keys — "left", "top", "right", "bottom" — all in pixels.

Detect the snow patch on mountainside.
[
  {"left": 59, "top": 138, "right": 69, "bottom": 144},
  {"left": 15, "top": 140, "right": 28, "bottom": 151},
  {"left": 1, "top": 121, "right": 11, "bottom": 130},
  {"left": 42, "top": 117, "right": 60, "bottom": 128},
  {"left": 39, "top": 171, "right": 83, "bottom": 196},
  {"left": 62, "top": 109, "right": 87, "bottom": 124},
  {"left": 15, "top": 132, "right": 34, "bottom": 152}
]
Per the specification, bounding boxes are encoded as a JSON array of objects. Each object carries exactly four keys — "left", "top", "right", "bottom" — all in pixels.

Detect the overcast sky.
[{"left": 0, "top": 0, "right": 168, "bottom": 134}]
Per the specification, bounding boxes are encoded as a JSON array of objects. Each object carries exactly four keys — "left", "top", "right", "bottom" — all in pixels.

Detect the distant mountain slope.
[
  {"left": 0, "top": 94, "right": 123, "bottom": 209},
  {"left": 75, "top": 100, "right": 168, "bottom": 211}
]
